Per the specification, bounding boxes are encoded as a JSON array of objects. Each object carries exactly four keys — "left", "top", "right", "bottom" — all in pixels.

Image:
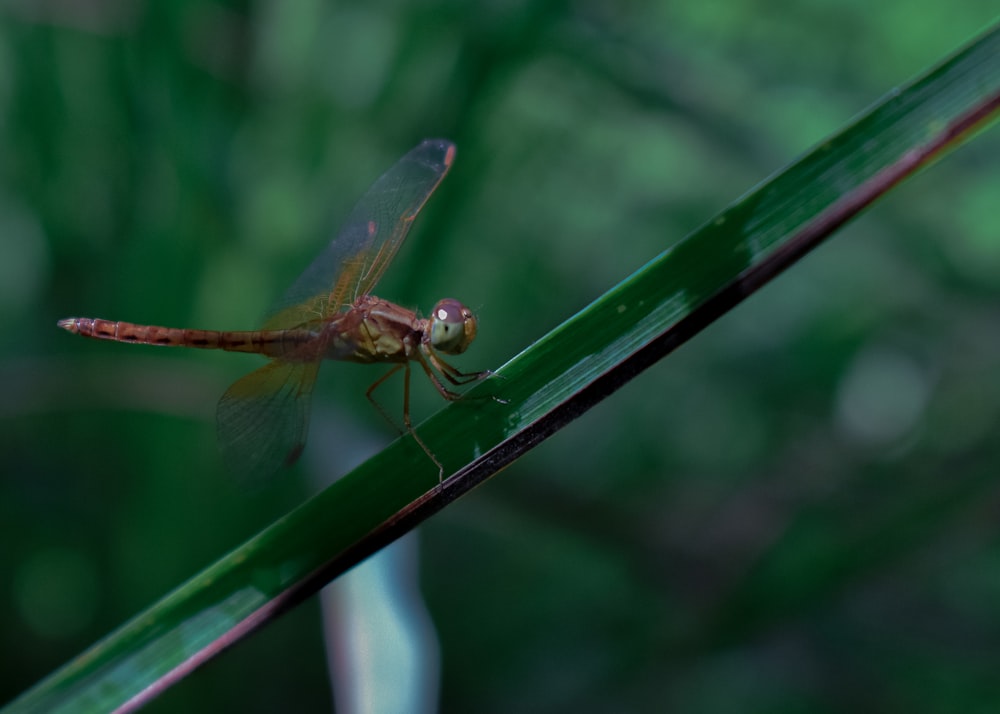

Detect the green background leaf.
[{"left": 2, "top": 5, "right": 999, "bottom": 713}]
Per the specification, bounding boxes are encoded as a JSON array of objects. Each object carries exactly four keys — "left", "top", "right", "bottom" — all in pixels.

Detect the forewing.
[
  {"left": 263, "top": 139, "right": 455, "bottom": 329},
  {"left": 217, "top": 360, "right": 320, "bottom": 484}
]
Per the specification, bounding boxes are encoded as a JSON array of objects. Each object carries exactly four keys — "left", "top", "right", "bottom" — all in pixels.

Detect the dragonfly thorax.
[{"left": 428, "top": 298, "right": 477, "bottom": 355}]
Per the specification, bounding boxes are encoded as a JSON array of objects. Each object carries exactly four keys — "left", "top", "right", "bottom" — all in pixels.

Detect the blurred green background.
[{"left": 2, "top": 1, "right": 999, "bottom": 712}]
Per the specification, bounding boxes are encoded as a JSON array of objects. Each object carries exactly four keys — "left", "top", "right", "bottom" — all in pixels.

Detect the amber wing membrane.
[
  {"left": 217, "top": 361, "right": 321, "bottom": 483},
  {"left": 262, "top": 139, "right": 456, "bottom": 330}
]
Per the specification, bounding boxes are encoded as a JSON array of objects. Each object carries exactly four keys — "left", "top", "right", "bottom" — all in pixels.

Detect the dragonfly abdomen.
[{"left": 56, "top": 317, "right": 316, "bottom": 357}]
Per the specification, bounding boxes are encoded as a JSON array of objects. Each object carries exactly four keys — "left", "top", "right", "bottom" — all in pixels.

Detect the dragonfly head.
[{"left": 428, "top": 298, "right": 477, "bottom": 355}]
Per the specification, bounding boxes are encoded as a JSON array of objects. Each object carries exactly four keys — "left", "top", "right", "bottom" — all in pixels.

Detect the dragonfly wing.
[
  {"left": 263, "top": 139, "right": 455, "bottom": 329},
  {"left": 217, "top": 360, "right": 320, "bottom": 484}
]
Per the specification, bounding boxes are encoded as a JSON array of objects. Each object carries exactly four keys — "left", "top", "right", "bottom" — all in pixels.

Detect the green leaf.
[{"left": 6, "top": 22, "right": 999, "bottom": 714}]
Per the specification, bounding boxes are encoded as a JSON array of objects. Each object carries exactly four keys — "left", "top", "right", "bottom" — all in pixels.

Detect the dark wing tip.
[{"left": 415, "top": 138, "right": 456, "bottom": 171}]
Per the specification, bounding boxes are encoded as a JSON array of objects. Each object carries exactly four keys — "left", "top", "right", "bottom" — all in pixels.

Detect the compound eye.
[{"left": 429, "top": 299, "right": 477, "bottom": 354}]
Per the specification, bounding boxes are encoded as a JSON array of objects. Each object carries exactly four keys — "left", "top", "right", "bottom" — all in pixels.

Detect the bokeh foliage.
[{"left": 1, "top": 2, "right": 998, "bottom": 712}]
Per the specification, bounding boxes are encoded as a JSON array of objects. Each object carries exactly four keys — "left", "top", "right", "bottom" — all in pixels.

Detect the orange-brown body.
[
  {"left": 56, "top": 139, "right": 486, "bottom": 484},
  {"left": 58, "top": 295, "right": 426, "bottom": 365}
]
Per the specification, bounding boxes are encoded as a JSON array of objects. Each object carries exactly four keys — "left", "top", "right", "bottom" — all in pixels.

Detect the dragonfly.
[{"left": 58, "top": 139, "right": 489, "bottom": 483}]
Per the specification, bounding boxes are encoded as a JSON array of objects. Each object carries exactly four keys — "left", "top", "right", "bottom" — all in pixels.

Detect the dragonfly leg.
[
  {"left": 415, "top": 350, "right": 464, "bottom": 400},
  {"left": 367, "top": 362, "right": 446, "bottom": 486},
  {"left": 438, "top": 359, "right": 492, "bottom": 386},
  {"left": 400, "top": 362, "right": 446, "bottom": 487},
  {"left": 423, "top": 346, "right": 492, "bottom": 388},
  {"left": 423, "top": 345, "right": 506, "bottom": 404},
  {"left": 366, "top": 364, "right": 406, "bottom": 435}
]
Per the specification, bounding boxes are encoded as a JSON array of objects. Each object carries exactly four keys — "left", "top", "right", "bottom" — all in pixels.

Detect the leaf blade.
[{"left": 6, "top": 22, "right": 999, "bottom": 714}]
